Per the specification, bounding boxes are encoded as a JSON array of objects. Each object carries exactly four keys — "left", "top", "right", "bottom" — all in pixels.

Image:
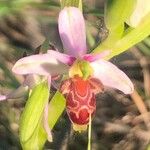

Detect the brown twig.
[{"left": 130, "top": 90, "right": 150, "bottom": 129}]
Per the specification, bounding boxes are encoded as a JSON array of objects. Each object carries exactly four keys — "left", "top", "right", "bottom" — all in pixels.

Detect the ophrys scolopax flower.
[{"left": 2, "top": 7, "right": 134, "bottom": 133}]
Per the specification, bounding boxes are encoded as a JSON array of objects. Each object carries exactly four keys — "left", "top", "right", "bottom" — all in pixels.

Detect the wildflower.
[{"left": 1, "top": 7, "right": 133, "bottom": 132}]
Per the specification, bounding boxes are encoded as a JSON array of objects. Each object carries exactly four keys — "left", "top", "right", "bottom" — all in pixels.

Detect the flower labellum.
[{"left": 60, "top": 75, "right": 104, "bottom": 131}]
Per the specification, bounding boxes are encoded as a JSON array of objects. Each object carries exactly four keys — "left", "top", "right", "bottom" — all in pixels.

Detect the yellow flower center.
[{"left": 69, "top": 60, "right": 93, "bottom": 80}]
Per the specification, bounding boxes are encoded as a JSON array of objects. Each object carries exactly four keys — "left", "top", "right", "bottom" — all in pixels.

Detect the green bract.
[
  {"left": 93, "top": 0, "right": 150, "bottom": 60},
  {"left": 105, "top": 0, "right": 136, "bottom": 32},
  {"left": 37, "top": 91, "right": 66, "bottom": 149},
  {"left": 20, "top": 81, "right": 49, "bottom": 148},
  {"left": 20, "top": 89, "right": 66, "bottom": 149}
]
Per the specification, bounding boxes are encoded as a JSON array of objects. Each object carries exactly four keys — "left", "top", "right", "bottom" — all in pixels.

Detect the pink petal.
[
  {"left": 47, "top": 50, "right": 76, "bottom": 65},
  {"left": 43, "top": 77, "right": 52, "bottom": 142},
  {"left": 12, "top": 54, "right": 69, "bottom": 76},
  {"left": 0, "top": 85, "right": 28, "bottom": 101},
  {"left": 90, "top": 60, "right": 134, "bottom": 94},
  {"left": 0, "top": 95, "right": 7, "bottom": 101},
  {"left": 47, "top": 76, "right": 51, "bottom": 89},
  {"left": 43, "top": 102, "right": 53, "bottom": 142},
  {"left": 58, "top": 7, "right": 87, "bottom": 57},
  {"left": 23, "top": 75, "right": 42, "bottom": 89},
  {"left": 83, "top": 50, "right": 110, "bottom": 62}
]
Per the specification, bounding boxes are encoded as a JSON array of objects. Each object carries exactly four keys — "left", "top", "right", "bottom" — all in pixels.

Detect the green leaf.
[
  {"left": 92, "top": 0, "right": 136, "bottom": 55},
  {"left": 60, "top": 0, "right": 82, "bottom": 11},
  {"left": 48, "top": 91, "right": 66, "bottom": 128},
  {"left": 143, "top": 37, "right": 150, "bottom": 48},
  {"left": 20, "top": 81, "right": 49, "bottom": 144},
  {"left": 101, "top": 0, "right": 136, "bottom": 46},
  {"left": 105, "top": 0, "right": 136, "bottom": 31},
  {"left": 37, "top": 91, "right": 66, "bottom": 147},
  {"left": 93, "top": 12, "right": 150, "bottom": 59},
  {"left": 21, "top": 122, "right": 43, "bottom": 150},
  {"left": 126, "top": 0, "right": 150, "bottom": 27},
  {"left": 108, "top": 12, "right": 150, "bottom": 59},
  {"left": 22, "top": 91, "right": 66, "bottom": 149},
  {"left": 136, "top": 42, "right": 150, "bottom": 56}
]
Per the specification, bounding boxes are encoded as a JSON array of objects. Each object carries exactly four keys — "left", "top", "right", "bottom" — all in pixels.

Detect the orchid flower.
[{"left": 4, "top": 7, "right": 133, "bottom": 133}]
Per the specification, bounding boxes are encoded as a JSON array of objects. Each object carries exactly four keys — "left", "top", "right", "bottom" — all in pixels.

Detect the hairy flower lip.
[{"left": 60, "top": 75, "right": 98, "bottom": 130}]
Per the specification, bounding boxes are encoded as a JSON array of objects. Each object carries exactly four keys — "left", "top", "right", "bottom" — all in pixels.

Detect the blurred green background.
[{"left": 0, "top": 0, "right": 150, "bottom": 149}]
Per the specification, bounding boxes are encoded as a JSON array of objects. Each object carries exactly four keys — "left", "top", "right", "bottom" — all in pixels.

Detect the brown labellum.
[{"left": 60, "top": 75, "right": 104, "bottom": 131}]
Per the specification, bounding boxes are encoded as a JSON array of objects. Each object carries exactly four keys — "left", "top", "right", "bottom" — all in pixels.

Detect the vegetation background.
[{"left": 0, "top": 0, "right": 150, "bottom": 149}]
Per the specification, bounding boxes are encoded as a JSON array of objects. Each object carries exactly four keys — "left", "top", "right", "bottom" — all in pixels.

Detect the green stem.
[{"left": 87, "top": 114, "right": 92, "bottom": 150}]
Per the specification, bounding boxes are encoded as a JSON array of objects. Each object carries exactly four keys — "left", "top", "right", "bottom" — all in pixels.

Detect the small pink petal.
[
  {"left": 8, "top": 85, "right": 28, "bottom": 99},
  {"left": 12, "top": 54, "right": 69, "bottom": 76},
  {"left": 47, "top": 50, "right": 76, "bottom": 65},
  {"left": 43, "top": 103, "right": 53, "bottom": 142},
  {"left": 91, "top": 60, "right": 134, "bottom": 94},
  {"left": 47, "top": 75, "right": 51, "bottom": 89},
  {"left": 23, "top": 75, "right": 42, "bottom": 89},
  {"left": 0, "top": 95, "right": 7, "bottom": 101},
  {"left": 0, "top": 85, "right": 28, "bottom": 101},
  {"left": 83, "top": 50, "right": 110, "bottom": 62},
  {"left": 58, "top": 7, "right": 87, "bottom": 57}
]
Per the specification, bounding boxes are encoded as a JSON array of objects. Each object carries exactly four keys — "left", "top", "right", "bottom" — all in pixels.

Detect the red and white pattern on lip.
[{"left": 60, "top": 75, "right": 104, "bottom": 125}]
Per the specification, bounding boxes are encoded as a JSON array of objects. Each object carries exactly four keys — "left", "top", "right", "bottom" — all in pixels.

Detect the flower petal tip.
[
  {"left": 83, "top": 50, "right": 111, "bottom": 62},
  {"left": 73, "top": 124, "right": 87, "bottom": 132},
  {"left": 47, "top": 132, "right": 53, "bottom": 142},
  {"left": 12, "top": 64, "right": 20, "bottom": 74},
  {"left": 58, "top": 7, "right": 87, "bottom": 57},
  {"left": 91, "top": 60, "right": 134, "bottom": 95},
  {"left": 0, "top": 95, "right": 7, "bottom": 101},
  {"left": 123, "top": 81, "right": 134, "bottom": 95},
  {"left": 12, "top": 54, "right": 69, "bottom": 76}
]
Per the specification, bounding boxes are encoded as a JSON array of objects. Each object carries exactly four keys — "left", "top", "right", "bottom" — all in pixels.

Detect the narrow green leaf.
[
  {"left": 37, "top": 91, "right": 66, "bottom": 147},
  {"left": 20, "top": 81, "right": 49, "bottom": 144},
  {"left": 108, "top": 13, "right": 150, "bottom": 59},
  {"left": 126, "top": 0, "right": 150, "bottom": 27},
  {"left": 93, "top": 13, "right": 150, "bottom": 59},
  {"left": 136, "top": 43, "right": 150, "bottom": 56},
  {"left": 21, "top": 122, "right": 43, "bottom": 150},
  {"left": 60, "top": 0, "right": 82, "bottom": 11},
  {"left": 143, "top": 37, "right": 150, "bottom": 48},
  {"left": 86, "top": 24, "right": 96, "bottom": 48},
  {"left": 92, "top": 0, "right": 136, "bottom": 55},
  {"left": 147, "top": 145, "right": 150, "bottom": 150},
  {"left": 48, "top": 91, "right": 66, "bottom": 128},
  {"left": 105, "top": 0, "right": 136, "bottom": 31},
  {"left": 102, "top": 0, "right": 136, "bottom": 45}
]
